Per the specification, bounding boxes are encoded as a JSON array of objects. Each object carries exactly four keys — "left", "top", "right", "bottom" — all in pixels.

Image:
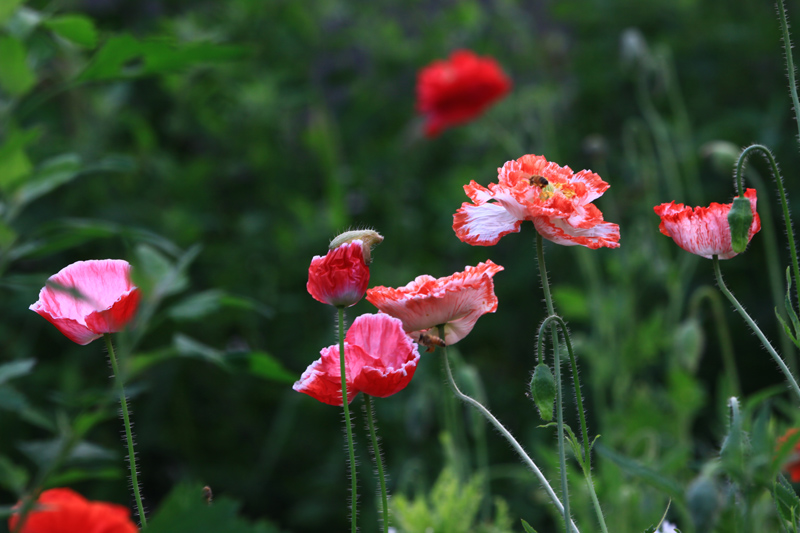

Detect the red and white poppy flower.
[
  {"left": 307, "top": 240, "right": 370, "bottom": 308},
  {"left": 366, "top": 260, "right": 503, "bottom": 345},
  {"left": 654, "top": 188, "right": 760, "bottom": 259},
  {"left": 417, "top": 50, "right": 512, "bottom": 137},
  {"left": 8, "top": 488, "right": 138, "bottom": 533},
  {"left": 453, "top": 154, "right": 620, "bottom": 249},
  {"left": 294, "top": 313, "right": 420, "bottom": 406},
  {"left": 30, "top": 260, "right": 140, "bottom": 345}
]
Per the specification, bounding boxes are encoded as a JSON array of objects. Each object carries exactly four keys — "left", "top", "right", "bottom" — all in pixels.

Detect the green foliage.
[{"left": 392, "top": 467, "right": 513, "bottom": 533}]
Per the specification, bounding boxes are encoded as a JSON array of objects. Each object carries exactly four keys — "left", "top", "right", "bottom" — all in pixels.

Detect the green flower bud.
[
  {"left": 727, "top": 196, "right": 753, "bottom": 254},
  {"left": 530, "top": 363, "right": 556, "bottom": 421}
]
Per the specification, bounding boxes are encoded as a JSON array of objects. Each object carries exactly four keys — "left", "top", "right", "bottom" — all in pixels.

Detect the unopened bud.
[
  {"left": 728, "top": 196, "right": 753, "bottom": 254},
  {"left": 330, "top": 229, "right": 384, "bottom": 264},
  {"left": 530, "top": 363, "right": 556, "bottom": 422}
]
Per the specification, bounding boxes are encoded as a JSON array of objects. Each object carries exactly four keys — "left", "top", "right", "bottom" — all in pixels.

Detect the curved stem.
[
  {"left": 104, "top": 334, "right": 147, "bottom": 527},
  {"left": 364, "top": 394, "right": 389, "bottom": 533},
  {"left": 440, "top": 341, "right": 579, "bottom": 532},
  {"left": 536, "top": 233, "right": 573, "bottom": 532},
  {"left": 688, "top": 286, "right": 741, "bottom": 397},
  {"left": 538, "top": 316, "right": 609, "bottom": 533},
  {"left": 733, "top": 144, "right": 800, "bottom": 311},
  {"left": 712, "top": 257, "right": 800, "bottom": 404},
  {"left": 337, "top": 307, "right": 358, "bottom": 533}
]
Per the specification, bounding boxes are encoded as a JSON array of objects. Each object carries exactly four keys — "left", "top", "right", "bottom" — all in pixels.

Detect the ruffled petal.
[
  {"left": 292, "top": 344, "right": 363, "bottom": 406},
  {"left": 453, "top": 201, "right": 523, "bottom": 246},
  {"left": 532, "top": 217, "right": 621, "bottom": 249},
  {"left": 85, "top": 288, "right": 141, "bottom": 335}
]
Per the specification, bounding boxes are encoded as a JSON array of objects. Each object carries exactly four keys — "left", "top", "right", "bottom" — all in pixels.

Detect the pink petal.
[
  {"left": 453, "top": 201, "right": 523, "bottom": 246},
  {"left": 532, "top": 217, "right": 621, "bottom": 249},
  {"left": 292, "top": 343, "right": 364, "bottom": 406},
  {"left": 85, "top": 289, "right": 141, "bottom": 335}
]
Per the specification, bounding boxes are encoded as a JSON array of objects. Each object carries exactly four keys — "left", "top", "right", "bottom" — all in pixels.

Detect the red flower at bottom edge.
[
  {"left": 778, "top": 428, "right": 800, "bottom": 482},
  {"left": 9, "top": 488, "right": 138, "bottom": 533}
]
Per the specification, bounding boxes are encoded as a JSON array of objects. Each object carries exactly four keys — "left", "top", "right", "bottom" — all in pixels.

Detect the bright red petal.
[
  {"left": 307, "top": 241, "right": 370, "bottom": 307},
  {"left": 8, "top": 488, "right": 137, "bottom": 533},
  {"left": 293, "top": 344, "right": 363, "bottom": 406}
]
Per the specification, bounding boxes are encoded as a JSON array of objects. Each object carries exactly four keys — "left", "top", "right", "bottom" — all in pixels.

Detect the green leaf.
[
  {"left": 11, "top": 153, "right": 82, "bottom": 212},
  {"left": 18, "top": 439, "right": 116, "bottom": 467},
  {"left": 777, "top": 310, "right": 800, "bottom": 348},
  {"left": 0, "top": 359, "right": 35, "bottom": 384},
  {"left": 595, "top": 443, "right": 684, "bottom": 500},
  {"left": 167, "top": 290, "right": 271, "bottom": 321},
  {"left": 45, "top": 466, "right": 121, "bottom": 487},
  {"left": 0, "top": 128, "right": 40, "bottom": 192},
  {"left": 785, "top": 267, "right": 800, "bottom": 337},
  {"left": 133, "top": 243, "right": 190, "bottom": 299},
  {"left": 775, "top": 476, "right": 800, "bottom": 526},
  {"left": 43, "top": 14, "right": 97, "bottom": 48},
  {"left": 146, "top": 483, "right": 280, "bottom": 533},
  {"left": 247, "top": 352, "right": 296, "bottom": 384},
  {"left": 0, "top": 0, "right": 25, "bottom": 25},
  {"left": 0, "top": 36, "right": 36, "bottom": 96},
  {"left": 0, "top": 455, "right": 28, "bottom": 495},
  {"left": 173, "top": 333, "right": 226, "bottom": 367},
  {"left": 521, "top": 519, "right": 539, "bottom": 533}
]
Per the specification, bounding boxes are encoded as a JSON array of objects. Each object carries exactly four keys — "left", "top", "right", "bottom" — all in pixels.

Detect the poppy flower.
[
  {"left": 417, "top": 50, "right": 511, "bottom": 137},
  {"left": 653, "top": 188, "right": 760, "bottom": 259},
  {"left": 30, "top": 260, "right": 140, "bottom": 345},
  {"left": 453, "top": 154, "right": 620, "bottom": 249},
  {"left": 293, "top": 313, "right": 420, "bottom": 406},
  {"left": 307, "top": 241, "right": 371, "bottom": 308},
  {"left": 778, "top": 428, "right": 800, "bottom": 482},
  {"left": 8, "top": 487, "right": 138, "bottom": 533},
  {"left": 366, "top": 260, "right": 503, "bottom": 346}
]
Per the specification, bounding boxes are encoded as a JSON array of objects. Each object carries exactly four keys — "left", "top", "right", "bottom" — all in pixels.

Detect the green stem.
[
  {"left": 688, "top": 286, "right": 741, "bottom": 397},
  {"left": 778, "top": 0, "right": 800, "bottom": 148},
  {"left": 712, "top": 257, "right": 800, "bottom": 404},
  {"left": 733, "top": 144, "right": 800, "bottom": 317},
  {"left": 536, "top": 233, "right": 573, "bottom": 533},
  {"left": 104, "top": 334, "right": 147, "bottom": 528},
  {"left": 337, "top": 307, "right": 358, "bottom": 533},
  {"left": 537, "top": 316, "right": 609, "bottom": 533},
  {"left": 440, "top": 341, "right": 579, "bottom": 532},
  {"left": 364, "top": 394, "right": 389, "bottom": 533}
]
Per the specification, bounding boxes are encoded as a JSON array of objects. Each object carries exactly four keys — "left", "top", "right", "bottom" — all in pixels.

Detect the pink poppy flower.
[
  {"left": 654, "top": 188, "right": 760, "bottom": 259},
  {"left": 453, "top": 154, "right": 620, "bottom": 249},
  {"left": 8, "top": 487, "right": 138, "bottom": 533},
  {"left": 307, "top": 241, "right": 370, "bottom": 308},
  {"left": 366, "top": 261, "right": 503, "bottom": 345},
  {"left": 417, "top": 50, "right": 512, "bottom": 137},
  {"left": 293, "top": 313, "right": 420, "bottom": 406},
  {"left": 30, "top": 260, "right": 140, "bottom": 345}
]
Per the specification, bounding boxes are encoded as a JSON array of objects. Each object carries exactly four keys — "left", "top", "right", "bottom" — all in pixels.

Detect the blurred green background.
[{"left": 2, "top": 0, "right": 800, "bottom": 531}]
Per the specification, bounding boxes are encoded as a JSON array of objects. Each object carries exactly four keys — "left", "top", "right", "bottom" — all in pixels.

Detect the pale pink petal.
[
  {"left": 533, "top": 217, "right": 621, "bottom": 249},
  {"left": 453, "top": 201, "right": 523, "bottom": 246}
]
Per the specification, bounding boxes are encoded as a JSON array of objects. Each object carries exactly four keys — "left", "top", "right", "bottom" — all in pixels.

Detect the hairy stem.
[
  {"left": 364, "top": 395, "right": 389, "bottom": 533},
  {"left": 338, "top": 307, "right": 358, "bottom": 533},
  {"left": 104, "top": 334, "right": 147, "bottom": 527}
]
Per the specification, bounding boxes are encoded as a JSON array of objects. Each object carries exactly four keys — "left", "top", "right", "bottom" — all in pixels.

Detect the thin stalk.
[
  {"left": 439, "top": 340, "right": 579, "bottom": 533},
  {"left": 536, "top": 233, "right": 573, "bottom": 533},
  {"left": 364, "top": 394, "right": 389, "bottom": 533},
  {"left": 688, "top": 286, "right": 741, "bottom": 397},
  {"left": 104, "top": 334, "right": 147, "bottom": 527},
  {"left": 337, "top": 307, "right": 358, "bottom": 533},
  {"left": 537, "top": 315, "right": 609, "bottom": 533},
  {"left": 778, "top": 0, "right": 800, "bottom": 147},
  {"left": 712, "top": 257, "right": 800, "bottom": 404},
  {"left": 734, "top": 144, "right": 800, "bottom": 316}
]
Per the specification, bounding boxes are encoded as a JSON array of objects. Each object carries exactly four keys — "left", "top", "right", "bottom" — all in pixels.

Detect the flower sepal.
[{"left": 728, "top": 196, "right": 754, "bottom": 254}]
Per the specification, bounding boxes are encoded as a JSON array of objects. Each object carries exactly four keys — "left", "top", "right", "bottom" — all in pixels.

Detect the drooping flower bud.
[
  {"left": 329, "top": 229, "right": 384, "bottom": 264},
  {"left": 727, "top": 196, "right": 754, "bottom": 254},
  {"left": 530, "top": 363, "right": 556, "bottom": 422},
  {"left": 307, "top": 241, "right": 370, "bottom": 308}
]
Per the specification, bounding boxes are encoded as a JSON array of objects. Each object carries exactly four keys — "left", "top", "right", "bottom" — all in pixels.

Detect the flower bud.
[
  {"left": 307, "top": 241, "right": 370, "bottom": 307},
  {"left": 727, "top": 196, "right": 754, "bottom": 254},
  {"left": 530, "top": 363, "right": 556, "bottom": 421},
  {"left": 329, "top": 229, "right": 384, "bottom": 264},
  {"left": 687, "top": 474, "right": 720, "bottom": 532}
]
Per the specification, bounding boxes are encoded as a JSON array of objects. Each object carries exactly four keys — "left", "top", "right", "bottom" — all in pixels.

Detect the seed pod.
[
  {"left": 530, "top": 363, "right": 556, "bottom": 422},
  {"left": 329, "top": 229, "right": 384, "bottom": 264},
  {"left": 727, "top": 196, "right": 753, "bottom": 254}
]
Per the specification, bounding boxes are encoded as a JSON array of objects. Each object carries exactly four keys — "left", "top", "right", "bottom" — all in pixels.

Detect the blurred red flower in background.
[
  {"left": 366, "top": 260, "right": 503, "bottom": 345},
  {"left": 777, "top": 428, "right": 800, "bottom": 482},
  {"left": 654, "top": 188, "right": 760, "bottom": 259},
  {"left": 307, "top": 241, "right": 370, "bottom": 308},
  {"left": 9, "top": 488, "right": 138, "bottom": 533},
  {"left": 30, "top": 260, "right": 140, "bottom": 345},
  {"left": 453, "top": 154, "right": 620, "bottom": 249},
  {"left": 417, "top": 50, "right": 511, "bottom": 137},
  {"left": 293, "top": 313, "right": 420, "bottom": 406}
]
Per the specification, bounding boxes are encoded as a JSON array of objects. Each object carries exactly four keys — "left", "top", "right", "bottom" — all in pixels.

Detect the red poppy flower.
[
  {"left": 366, "top": 261, "right": 503, "bottom": 345},
  {"left": 8, "top": 488, "right": 138, "bottom": 533},
  {"left": 417, "top": 50, "right": 511, "bottom": 137},
  {"left": 654, "top": 188, "right": 760, "bottom": 259},
  {"left": 778, "top": 428, "right": 800, "bottom": 482},
  {"left": 30, "top": 260, "right": 140, "bottom": 345},
  {"left": 293, "top": 313, "right": 420, "bottom": 406},
  {"left": 307, "top": 241, "right": 370, "bottom": 308},
  {"left": 453, "top": 154, "right": 620, "bottom": 249}
]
